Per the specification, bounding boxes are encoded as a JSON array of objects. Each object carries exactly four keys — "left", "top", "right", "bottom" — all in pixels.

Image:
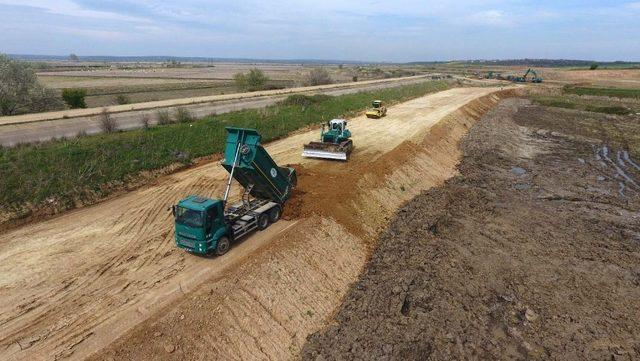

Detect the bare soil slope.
[
  {"left": 302, "top": 99, "right": 640, "bottom": 360},
  {"left": 0, "top": 87, "right": 509, "bottom": 360}
]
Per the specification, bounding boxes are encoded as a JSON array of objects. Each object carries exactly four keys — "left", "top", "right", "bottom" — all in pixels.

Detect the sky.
[{"left": 0, "top": 0, "right": 639, "bottom": 62}]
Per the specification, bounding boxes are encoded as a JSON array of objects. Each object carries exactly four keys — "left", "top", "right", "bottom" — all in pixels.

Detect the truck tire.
[
  {"left": 269, "top": 206, "right": 281, "bottom": 223},
  {"left": 214, "top": 236, "right": 230, "bottom": 256},
  {"left": 257, "top": 213, "right": 269, "bottom": 230}
]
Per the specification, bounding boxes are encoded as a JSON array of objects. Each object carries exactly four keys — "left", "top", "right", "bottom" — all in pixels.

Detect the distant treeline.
[
  {"left": 8, "top": 54, "right": 381, "bottom": 65},
  {"left": 408, "top": 59, "right": 640, "bottom": 67}
]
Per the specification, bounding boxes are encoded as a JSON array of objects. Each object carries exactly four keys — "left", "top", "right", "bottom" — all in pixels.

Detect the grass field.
[
  {"left": 0, "top": 81, "right": 449, "bottom": 213},
  {"left": 563, "top": 85, "right": 640, "bottom": 99},
  {"left": 38, "top": 75, "right": 294, "bottom": 107},
  {"left": 531, "top": 95, "right": 637, "bottom": 115}
]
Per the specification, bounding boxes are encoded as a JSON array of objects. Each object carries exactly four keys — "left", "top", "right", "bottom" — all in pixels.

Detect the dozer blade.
[
  {"left": 302, "top": 148, "right": 348, "bottom": 160},
  {"left": 366, "top": 113, "right": 381, "bottom": 119},
  {"left": 302, "top": 141, "right": 351, "bottom": 161}
]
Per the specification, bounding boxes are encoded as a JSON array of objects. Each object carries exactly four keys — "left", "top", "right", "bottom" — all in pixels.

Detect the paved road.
[{"left": 0, "top": 76, "right": 442, "bottom": 146}]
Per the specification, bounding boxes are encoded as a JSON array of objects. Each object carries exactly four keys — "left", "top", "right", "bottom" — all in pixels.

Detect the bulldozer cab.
[
  {"left": 329, "top": 119, "right": 346, "bottom": 131},
  {"left": 372, "top": 100, "right": 383, "bottom": 108}
]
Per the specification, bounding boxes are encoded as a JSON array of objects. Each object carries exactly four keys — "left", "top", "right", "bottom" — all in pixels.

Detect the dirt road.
[
  {"left": 0, "top": 86, "right": 509, "bottom": 360},
  {"left": 303, "top": 99, "right": 640, "bottom": 360}
]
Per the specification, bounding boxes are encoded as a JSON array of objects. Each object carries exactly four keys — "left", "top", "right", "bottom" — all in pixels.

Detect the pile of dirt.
[{"left": 302, "top": 98, "right": 640, "bottom": 360}]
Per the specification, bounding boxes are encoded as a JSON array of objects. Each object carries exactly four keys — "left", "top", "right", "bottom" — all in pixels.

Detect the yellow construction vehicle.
[{"left": 365, "top": 100, "right": 387, "bottom": 119}]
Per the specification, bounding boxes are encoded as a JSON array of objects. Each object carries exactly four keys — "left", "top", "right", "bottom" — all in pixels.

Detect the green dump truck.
[{"left": 172, "top": 127, "right": 296, "bottom": 256}]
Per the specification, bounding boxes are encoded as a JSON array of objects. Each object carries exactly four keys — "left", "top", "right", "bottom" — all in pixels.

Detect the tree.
[
  {"left": 0, "top": 54, "right": 63, "bottom": 116},
  {"left": 69, "top": 53, "right": 80, "bottom": 62},
  {"left": 307, "top": 68, "right": 333, "bottom": 86},
  {"left": 590, "top": 63, "right": 599, "bottom": 70},
  {"left": 233, "top": 68, "right": 269, "bottom": 91},
  {"left": 62, "top": 89, "right": 87, "bottom": 109}
]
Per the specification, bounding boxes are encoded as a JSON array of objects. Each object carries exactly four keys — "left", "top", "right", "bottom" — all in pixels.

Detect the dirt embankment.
[
  {"left": 85, "top": 90, "right": 517, "bottom": 360},
  {"left": 302, "top": 98, "right": 640, "bottom": 360}
]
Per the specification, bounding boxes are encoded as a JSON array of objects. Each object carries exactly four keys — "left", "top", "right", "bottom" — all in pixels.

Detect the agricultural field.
[{"left": 34, "top": 62, "right": 428, "bottom": 108}]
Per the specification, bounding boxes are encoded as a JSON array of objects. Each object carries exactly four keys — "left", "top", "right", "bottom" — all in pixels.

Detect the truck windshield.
[{"left": 175, "top": 207, "right": 204, "bottom": 228}]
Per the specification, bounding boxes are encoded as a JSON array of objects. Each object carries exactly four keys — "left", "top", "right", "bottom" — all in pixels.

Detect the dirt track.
[
  {"left": 0, "top": 86, "right": 510, "bottom": 360},
  {"left": 303, "top": 99, "right": 640, "bottom": 360}
]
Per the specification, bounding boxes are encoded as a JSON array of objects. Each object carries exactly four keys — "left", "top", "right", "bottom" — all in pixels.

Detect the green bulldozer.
[{"left": 302, "top": 118, "right": 353, "bottom": 161}]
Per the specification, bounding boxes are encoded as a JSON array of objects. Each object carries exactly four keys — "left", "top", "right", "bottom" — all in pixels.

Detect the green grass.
[
  {"left": 533, "top": 97, "right": 577, "bottom": 109},
  {"left": 532, "top": 95, "right": 634, "bottom": 115},
  {"left": 564, "top": 86, "right": 640, "bottom": 99},
  {"left": 0, "top": 81, "right": 450, "bottom": 211}
]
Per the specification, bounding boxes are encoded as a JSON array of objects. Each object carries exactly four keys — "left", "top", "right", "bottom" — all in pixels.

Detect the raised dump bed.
[{"left": 221, "top": 127, "right": 296, "bottom": 204}]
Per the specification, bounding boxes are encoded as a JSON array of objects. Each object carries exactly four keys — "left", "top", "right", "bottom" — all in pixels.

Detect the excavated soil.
[
  {"left": 0, "top": 87, "right": 513, "bottom": 361},
  {"left": 302, "top": 98, "right": 640, "bottom": 360}
]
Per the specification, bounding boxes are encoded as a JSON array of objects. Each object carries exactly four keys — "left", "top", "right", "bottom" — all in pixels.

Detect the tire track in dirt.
[{"left": 0, "top": 87, "right": 514, "bottom": 361}]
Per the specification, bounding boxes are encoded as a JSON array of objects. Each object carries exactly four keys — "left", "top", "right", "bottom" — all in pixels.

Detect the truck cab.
[{"left": 174, "top": 195, "right": 227, "bottom": 255}]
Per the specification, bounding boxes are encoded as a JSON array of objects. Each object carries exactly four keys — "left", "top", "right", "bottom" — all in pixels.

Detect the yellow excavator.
[{"left": 365, "top": 100, "right": 387, "bottom": 119}]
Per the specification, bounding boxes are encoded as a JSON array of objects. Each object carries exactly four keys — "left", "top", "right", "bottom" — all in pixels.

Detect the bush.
[
  {"left": 234, "top": 68, "right": 269, "bottom": 91},
  {"left": 157, "top": 110, "right": 173, "bottom": 125},
  {"left": 0, "top": 54, "right": 63, "bottom": 115},
  {"left": 62, "top": 88, "right": 87, "bottom": 109},
  {"left": 140, "top": 114, "right": 150, "bottom": 129},
  {"left": 307, "top": 68, "right": 333, "bottom": 86},
  {"left": 99, "top": 109, "right": 117, "bottom": 133},
  {"left": 114, "top": 94, "right": 130, "bottom": 105},
  {"left": 590, "top": 63, "right": 599, "bottom": 70},
  {"left": 352, "top": 76, "right": 358, "bottom": 82},
  {"left": 175, "top": 107, "right": 193, "bottom": 123}
]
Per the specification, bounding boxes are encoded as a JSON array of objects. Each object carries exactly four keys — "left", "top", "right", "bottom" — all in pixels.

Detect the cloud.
[
  {"left": 0, "top": 0, "right": 147, "bottom": 22},
  {"left": 0, "top": 0, "right": 638, "bottom": 61},
  {"left": 465, "top": 9, "right": 512, "bottom": 27},
  {"left": 626, "top": 2, "right": 640, "bottom": 9}
]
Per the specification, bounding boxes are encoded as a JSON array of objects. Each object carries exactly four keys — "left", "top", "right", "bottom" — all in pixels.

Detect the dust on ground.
[{"left": 302, "top": 98, "right": 640, "bottom": 360}]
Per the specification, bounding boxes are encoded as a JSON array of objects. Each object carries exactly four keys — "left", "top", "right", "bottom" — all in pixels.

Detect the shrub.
[
  {"left": 115, "top": 94, "right": 130, "bottom": 105},
  {"left": 0, "top": 54, "right": 63, "bottom": 115},
  {"left": 352, "top": 76, "right": 358, "bottom": 82},
  {"left": 157, "top": 110, "right": 173, "bottom": 125},
  {"left": 99, "top": 108, "right": 117, "bottom": 133},
  {"left": 175, "top": 107, "right": 193, "bottom": 123},
  {"left": 140, "top": 113, "right": 150, "bottom": 129},
  {"left": 590, "top": 63, "right": 599, "bottom": 70},
  {"left": 307, "top": 68, "right": 333, "bottom": 86},
  {"left": 234, "top": 68, "right": 269, "bottom": 91},
  {"left": 62, "top": 88, "right": 87, "bottom": 109}
]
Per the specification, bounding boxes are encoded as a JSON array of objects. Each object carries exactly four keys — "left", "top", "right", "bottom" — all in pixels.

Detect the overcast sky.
[{"left": 0, "top": 0, "right": 639, "bottom": 62}]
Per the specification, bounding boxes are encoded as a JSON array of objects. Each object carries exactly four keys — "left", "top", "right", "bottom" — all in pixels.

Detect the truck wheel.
[
  {"left": 269, "top": 206, "right": 281, "bottom": 223},
  {"left": 214, "top": 236, "right": 230, "bottom": 256},
  {"left": 257, "top": 214, "right": 269, "bottom": 230}
]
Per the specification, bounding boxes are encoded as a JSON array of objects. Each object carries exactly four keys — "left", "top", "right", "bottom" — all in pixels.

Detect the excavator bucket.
[{"left": 302, "top": 140, "right": 352, "bottom": 161}]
